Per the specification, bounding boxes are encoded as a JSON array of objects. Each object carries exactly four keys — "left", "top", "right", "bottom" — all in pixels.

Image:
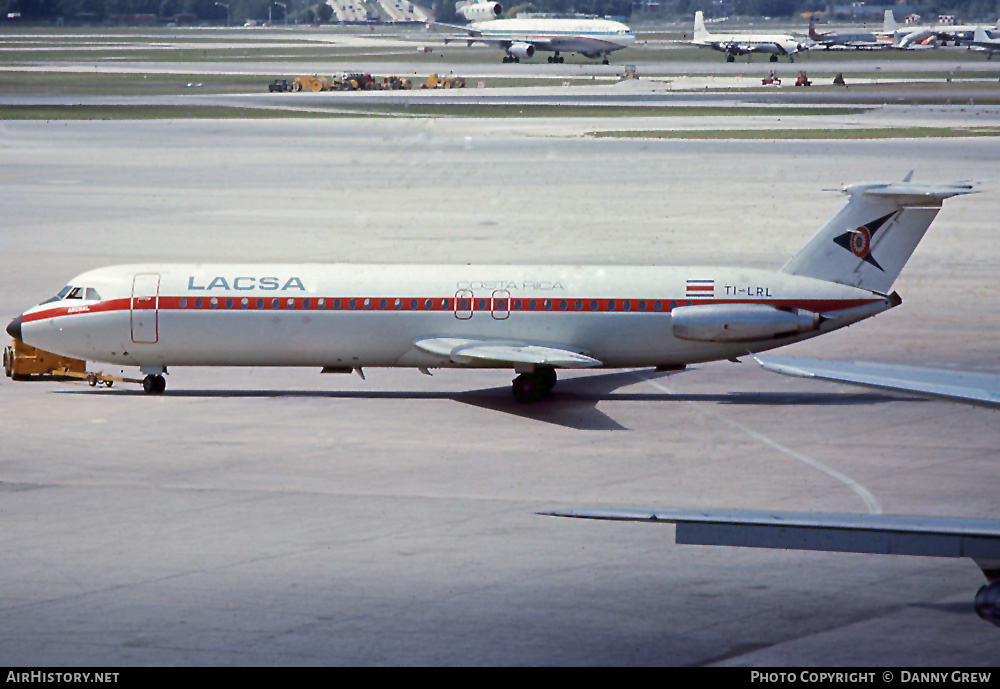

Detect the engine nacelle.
[
  {"left": 671, "top": 304, "right": 820, "bottom": 343},
  {"left": 457, "top": 1, "right": 501, "bottom": 21},
  {"left": 507, "top": 42, "right": 535, "bottom": 59},
  {"left": 975, "top": 581, "right": 1000, "bottom": 628}
]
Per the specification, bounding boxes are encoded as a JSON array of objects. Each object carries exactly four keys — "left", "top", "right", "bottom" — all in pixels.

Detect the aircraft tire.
[
  {"left": 512, "top": 373, "right": 542, "bottom": 403},
  {"left": 535, "top": 367, "right": 557, "bottom": 392},
  {"left": 143, "top": 374, "right": 166, "bottom": 395}
]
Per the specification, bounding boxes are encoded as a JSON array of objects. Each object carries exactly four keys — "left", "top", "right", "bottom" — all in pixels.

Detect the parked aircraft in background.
[
  {"left": 969, "top": 26, "right": 1000, "bottom": 58},
  {"left": 433, "top": 0, "right": 635, "bottom": 63},
  {"left": 5, "top": 176, "right": 975, "bottom": 398},
  {"left": 881, "top": 10, "right": 941, "bottom": 48},
  {"left": 808, "top": 16, "right": 881, "bottom": 49},
  {"left": 541, "top": 507, "right": 1000, "bottom": 628},
  {"left": 692, "top": 11, "right": 807, "bottom": 62}
]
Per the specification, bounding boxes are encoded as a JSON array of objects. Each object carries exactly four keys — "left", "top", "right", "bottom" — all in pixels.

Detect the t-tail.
[{"left": 781, "top": 174, "right": 977, "bottom": 294}]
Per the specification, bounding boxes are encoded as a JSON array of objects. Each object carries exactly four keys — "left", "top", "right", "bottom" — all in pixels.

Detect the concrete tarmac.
[{"left": 1, "top": 119, "right": 998, "bottom": 665}]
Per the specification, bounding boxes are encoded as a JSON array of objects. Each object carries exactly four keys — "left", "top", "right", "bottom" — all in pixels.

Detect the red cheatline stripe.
[{"left": 22, "top": 296, "right": 885, "bottom": 323}]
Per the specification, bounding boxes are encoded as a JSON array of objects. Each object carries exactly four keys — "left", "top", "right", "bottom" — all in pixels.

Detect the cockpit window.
[
  {"left": 40, "top": 286, "right": 73, "bottom": 305},
  {"left": 39, "top": 285, "right": 101, "bottom": 306}
]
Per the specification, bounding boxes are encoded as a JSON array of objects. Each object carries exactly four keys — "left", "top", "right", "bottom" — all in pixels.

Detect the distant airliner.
[
  {"left": 5, "top": 176, "right": 975, "bottom": 398},
  {"left": 808, "top": 16, "right": 882, "bottom": 49},
  {"left": 433, "top": 0, "right": 635, "bottom": 63},
  {"left": 691, "top": 11, "right": 806, "bottom": 62}
]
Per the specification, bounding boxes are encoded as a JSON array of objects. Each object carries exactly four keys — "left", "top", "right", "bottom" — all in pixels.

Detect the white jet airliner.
[
  {"left": 692, "top": 11, "right": 806, "bottom": 62},
  {"left": 5, "top": 177, "right": 975, "bottom": 398},
  {"left": 434, "top": 1, "right": 635, "bottom": 63}
]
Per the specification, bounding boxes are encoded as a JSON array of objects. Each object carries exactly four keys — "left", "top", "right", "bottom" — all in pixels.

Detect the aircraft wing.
[
  {"left": 414, "top": 337, "right": 602, "bottom": 368},
  {"left": 543, "top": 508, "right": 1000, "bottom": 628},
  {"left": 754, "top": 355, "right": 1000, "bottom": 408},
  {"left": 540, "top": 507, "right": 1000, "bottom": 561}
]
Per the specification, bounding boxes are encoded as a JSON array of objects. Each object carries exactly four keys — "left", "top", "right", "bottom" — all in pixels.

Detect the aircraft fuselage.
[{"left": 16, "top": 263, "right": 888, "bottom": 372}]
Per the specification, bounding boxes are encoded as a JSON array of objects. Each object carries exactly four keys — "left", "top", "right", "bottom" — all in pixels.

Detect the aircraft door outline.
[
  {"left": 131, "top": 273, "right": 160, "bottom": 344},
  {"left": 492, "top": 289, "right": 511, "bottom": 320},
  {"left": 454, "top": 289, "right": 473, "bottom": 320}
]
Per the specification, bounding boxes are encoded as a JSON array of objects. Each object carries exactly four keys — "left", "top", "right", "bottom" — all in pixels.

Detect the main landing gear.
[
  {"left": 547, "top": 52, "right": 564, "bottom": 63},
  {"left": 502, "top": 54, "right": 520, "bottom": 63},
  {"left": 511, "top": 367, "right": 557, "bottom": 403}
]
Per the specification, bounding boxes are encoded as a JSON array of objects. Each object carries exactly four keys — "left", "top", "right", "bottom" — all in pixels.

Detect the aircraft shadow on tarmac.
[{"left": 58, "top": 368, "right": 917, "bottom": 432}]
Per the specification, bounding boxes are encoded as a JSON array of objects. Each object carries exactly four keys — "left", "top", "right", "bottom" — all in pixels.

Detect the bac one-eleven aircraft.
[{"left": 5, "top": 177, "right": 975, "bottom": 399}]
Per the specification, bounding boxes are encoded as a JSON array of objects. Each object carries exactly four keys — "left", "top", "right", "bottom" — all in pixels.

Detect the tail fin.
[
  {"left": 781, "top": 176, "right": 977, "bottom": 294},
  {"left": 808, "top": 17, "right": 820, "bottom": 40},
  {"left": 694, "top": 11, "right": 710, "bottom": 41},
  {"left": 883, "top": 9, "right": 897, "bottom": 34}
]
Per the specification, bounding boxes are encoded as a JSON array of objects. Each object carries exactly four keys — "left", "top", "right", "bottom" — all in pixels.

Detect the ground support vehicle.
[{"left": 421, "top": 74, "right": 466, "bottom": 89}]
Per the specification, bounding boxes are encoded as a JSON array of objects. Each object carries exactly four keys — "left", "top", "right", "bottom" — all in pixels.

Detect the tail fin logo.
[{"left": 832, "top": 211, "right": 896, "bottom": 272}]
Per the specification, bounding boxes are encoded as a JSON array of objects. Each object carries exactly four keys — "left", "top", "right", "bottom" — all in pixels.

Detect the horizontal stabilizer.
[
  {"left": 414, "top": 337, "right": 602, "bottom": 368},
  {"left": 755, "top": 355, "right": 1000, "bottom": 408},
  {"left": 852, "top": 180, "right": 977, "bottom": 205}
]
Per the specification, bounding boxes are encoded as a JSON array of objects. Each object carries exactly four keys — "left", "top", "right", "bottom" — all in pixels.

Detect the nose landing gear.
[{"left": 142, "top": 374, "right": 166, "bottom": 394}]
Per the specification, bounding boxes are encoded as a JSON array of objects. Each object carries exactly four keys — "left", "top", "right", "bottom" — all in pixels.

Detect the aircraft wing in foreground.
[
  {"left": 541, "top": 507, "right": 1000, "bottom": 628},
  {"left": 755, "top": 355, "right": 1000, "bottom": 408}
]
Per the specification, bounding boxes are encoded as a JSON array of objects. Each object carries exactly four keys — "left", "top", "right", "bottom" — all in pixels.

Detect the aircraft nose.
[{"left": 6, "top": 315, "right": 22, "bottom": 341}]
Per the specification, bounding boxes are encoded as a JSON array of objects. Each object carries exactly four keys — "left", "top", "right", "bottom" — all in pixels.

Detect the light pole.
[
  {"left": 215, "top": 2, "right": 230, "bottom": 27},
  {"left": 274, "top": 2, "right": 287, "bottom": 26}
]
